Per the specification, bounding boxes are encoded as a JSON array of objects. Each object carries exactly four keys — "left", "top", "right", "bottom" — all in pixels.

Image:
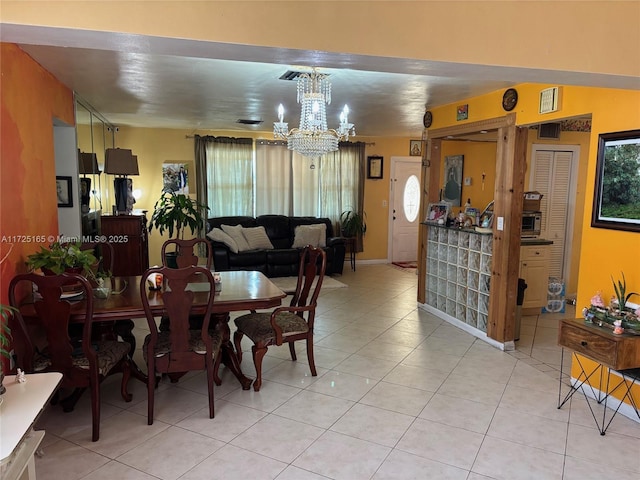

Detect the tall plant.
[
  {"left": 611, "top": 272, "right": 638, "bottom": 311},
  {"left": 149, "top": 191, "right": 210, "bottom": 239}
]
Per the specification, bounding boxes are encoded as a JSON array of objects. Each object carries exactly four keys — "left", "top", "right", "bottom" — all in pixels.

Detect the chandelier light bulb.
[{"left": 278, "top": 104, "right": 284, "bottom": 123}]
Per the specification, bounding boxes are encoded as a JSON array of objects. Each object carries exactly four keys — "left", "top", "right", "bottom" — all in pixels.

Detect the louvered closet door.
[{"left": 531, "top": 149, "right": 574, "bottom": 280}]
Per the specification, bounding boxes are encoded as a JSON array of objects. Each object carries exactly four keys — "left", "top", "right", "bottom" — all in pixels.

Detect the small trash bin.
[{"left": 515, "top": 278, "right": 527, "bottom": 341}]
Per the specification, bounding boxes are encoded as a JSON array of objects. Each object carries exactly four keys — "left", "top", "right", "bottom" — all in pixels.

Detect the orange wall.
[{"left": 0, "top": 43, "right": 75, "bottom": 371}]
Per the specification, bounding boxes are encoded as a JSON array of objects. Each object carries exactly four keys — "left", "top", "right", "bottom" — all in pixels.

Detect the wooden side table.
[
  {"left": 557, "top": 318, "right": 640, "bottom": 434},
  {"left": 1, "top": 372, "right": 62, "bottom": 480}
]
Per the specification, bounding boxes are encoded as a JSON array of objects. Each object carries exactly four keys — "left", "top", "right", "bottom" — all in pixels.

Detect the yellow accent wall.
[
  {"left": 428, "top": 83, "right": 640, "bottom": 411},
  {"left": 109, "top": 128, "right": 413, "bottom": 265},
  {"left": 3, "top": 1, "right": 639, "bottom": 80}
]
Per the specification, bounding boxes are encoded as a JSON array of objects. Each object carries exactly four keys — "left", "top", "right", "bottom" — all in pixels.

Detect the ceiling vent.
[
  {"left": 236, "top": 119, "right": 263, "bottom": 126},
  {"left": 279, "top": 70, "right": 329, "bottom": 81},
  {"left": 538, "top": 122, "right": 561, "bottom": 139}
]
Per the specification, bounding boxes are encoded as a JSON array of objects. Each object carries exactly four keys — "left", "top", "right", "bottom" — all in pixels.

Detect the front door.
[{"left": 390, "top": 156, "right": 422, "bottom": 263}]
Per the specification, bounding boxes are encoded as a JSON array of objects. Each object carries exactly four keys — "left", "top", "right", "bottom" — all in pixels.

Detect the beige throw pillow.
[
  {"left": 221, "top": 224, "right": 252, "bottom": 252},
  {"left": 312, "top": 223, "right": 327, "bottom": 248},
  {"left": 206, "top": 227, "right": 239, "bottom": 253},
  {"left": 292, "top": 224, "right": 324, "bottom": 248},
  {"left": 242, "top": 226, "right": 274, "bottom": 250}
]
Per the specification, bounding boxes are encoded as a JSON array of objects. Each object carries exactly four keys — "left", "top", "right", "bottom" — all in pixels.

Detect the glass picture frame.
[
  {"left": 367, "top": 156, "right": 383, "bottom": 179},
  {"left": 591, "top": 129, "right": 640, "bottom": 232}
]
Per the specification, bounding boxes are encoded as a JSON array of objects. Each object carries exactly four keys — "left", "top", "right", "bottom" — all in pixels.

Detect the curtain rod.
[{"left": 185, "top": 134, "right": 375, "bottom": 146}]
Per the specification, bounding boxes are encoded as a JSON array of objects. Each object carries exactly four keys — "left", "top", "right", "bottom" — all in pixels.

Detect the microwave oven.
[{"left": 521, "top": 211, "right": 541, "bottom": 237}]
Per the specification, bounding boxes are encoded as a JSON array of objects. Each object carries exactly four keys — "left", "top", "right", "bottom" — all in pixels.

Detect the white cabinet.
[{"left": 519, "top": 244, "right": 551, "bottom": 311}]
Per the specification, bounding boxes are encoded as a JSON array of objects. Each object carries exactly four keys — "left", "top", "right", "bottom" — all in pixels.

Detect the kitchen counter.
[{"left": 521, "top": 237, "right": 553, "bottom": 246}]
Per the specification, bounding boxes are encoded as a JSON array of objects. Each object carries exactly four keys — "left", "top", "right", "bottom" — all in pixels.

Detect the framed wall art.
[
  {"left": 457, "top": 104, "right": 469, "bottom": 121},
  {"left": 367, "top": 156, "right": 383, "bottom": 179},
  {"left": 410, "top": 140, "right": 422, "bottom": 156},
  {"left": 56, "top": 176, "right": 73, "bottom": 207},
  {"left": 443, "top": 154, "right": 464, "bottom": 207},
  {"left": 163, "top": 161, "right": 194, "bottom": 194},
  {"left": 591, "top": 129, "right": 640, "bottom": 232}
]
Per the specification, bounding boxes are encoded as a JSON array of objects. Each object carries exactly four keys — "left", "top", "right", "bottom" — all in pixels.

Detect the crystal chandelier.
[{"left": 274, "top": 69, "right": 355, "bottom": 159}]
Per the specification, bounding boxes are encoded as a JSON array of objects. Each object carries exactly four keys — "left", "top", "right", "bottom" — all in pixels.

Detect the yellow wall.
[
  {"left": 3, "top": 1, "right": 639, "bottom": 80},
  {"left": 440, "top": 141, "right": 497, "bottom": 215},
  {"left": 429, "top": 83, "right": 640, "bottom": 409},
  {"left": 109, "top": 127, "right": 413, "bottom": 265}
]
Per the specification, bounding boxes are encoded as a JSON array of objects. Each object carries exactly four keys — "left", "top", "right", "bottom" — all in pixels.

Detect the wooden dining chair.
[
  {"left": 76, "top": 239, "right": 136, "bottom": 352},
  {"left": 140, "top": 265, "right": 223, "bottom": 424},
  {"left": 161, "top": 238, "right": 212, "bottom": 269},
  {"left": 8, "top": 272, "right": 132, "bottom": 442},
  {"left": 233, "top": 245, "right": 326, "bottom": 391}
]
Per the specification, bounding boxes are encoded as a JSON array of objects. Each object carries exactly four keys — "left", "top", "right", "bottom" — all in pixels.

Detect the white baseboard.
[{"left": 418, "top": 302, "right": 512, "bottom": 351}]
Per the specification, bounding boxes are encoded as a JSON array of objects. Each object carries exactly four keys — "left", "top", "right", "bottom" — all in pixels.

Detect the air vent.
[
  {"left": 236, "top": 119, "right": 263, "bottom": 126},
  {"left": 539, "top": 86, "right": 562, "bottom": 113},
  {"left": 279, "top": 70, "right": 304, "bottom": 81},
  {"left": 538, "top": 122, "right": 561, "bottom": 139}
]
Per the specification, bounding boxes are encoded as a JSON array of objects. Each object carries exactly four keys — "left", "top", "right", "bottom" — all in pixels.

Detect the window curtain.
[
  {"left": 255, "top": 140, "right": 292, "bottom": 215},
  {"left": 198, "top": 136, "right": 253, "bottom": 217},
  {"left": 194, "top": 135, "right": 209, "bottom": 227},
  {"left": 254, "top": 140, "right": 365, "bottom": 248},
  {"left": 320, "top": 141, "right": 366, "bottom": 249}
]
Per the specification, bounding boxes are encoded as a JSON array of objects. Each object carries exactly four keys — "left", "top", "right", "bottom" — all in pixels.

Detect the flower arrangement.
[{"left": 583, "top": 272, "right": 639, "bottom": 335}]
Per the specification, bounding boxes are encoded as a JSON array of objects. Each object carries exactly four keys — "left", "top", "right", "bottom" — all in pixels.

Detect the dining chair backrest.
[
  {"left": 139, "top": 265, "right": 220, "bottom": 423},
  {"left": 9, "top": 272, "right": 94, "bottom": 374},
  {"left": 290, "top": 245, "right": 327, "bottom": 315},
  {"left": 8, "top": 271, "right": 132, "bottom": 441},
  {"left": 81, "top": 239, "right": 115, "bottom": 273},
  {"left": 161, "top": 238, "right": 212, "bottom": 269},
  {"left": 140, "top": 265, "right": 217, "bottom": 361}
]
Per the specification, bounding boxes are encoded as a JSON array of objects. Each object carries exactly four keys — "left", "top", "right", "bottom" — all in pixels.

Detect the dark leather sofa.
[{"left": 206, "top": 215, "right": 346, "bottom": 277}]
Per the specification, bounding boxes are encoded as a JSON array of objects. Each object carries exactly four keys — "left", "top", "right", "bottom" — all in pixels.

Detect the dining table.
[{"left": 19, "top": 270, "right": 287, "bottom": 390}]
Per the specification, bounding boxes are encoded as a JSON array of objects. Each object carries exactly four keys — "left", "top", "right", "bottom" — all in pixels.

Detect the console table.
[
  {"left": 557, "top": 318, "right": 640, "bottom": 435},
  {"left": 0, "top": 372, "right": 62, "bottom": 480}
]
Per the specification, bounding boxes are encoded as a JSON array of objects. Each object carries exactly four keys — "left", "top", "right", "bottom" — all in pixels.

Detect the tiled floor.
[{"left": 32, "top": 264, "right": 640, "bottom": 479}]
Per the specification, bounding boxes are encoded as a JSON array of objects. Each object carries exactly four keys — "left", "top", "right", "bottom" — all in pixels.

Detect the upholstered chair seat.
[{"left": 234, "top": 246, "right": 326, "bottom": 391}]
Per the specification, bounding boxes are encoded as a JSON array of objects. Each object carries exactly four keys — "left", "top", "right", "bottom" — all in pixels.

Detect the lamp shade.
[
  {"left": 78, "top": 151, "right": 100, "bottom": 174},
  {"left": 104, "top": 148, "right": 138, "bottom": 175}
]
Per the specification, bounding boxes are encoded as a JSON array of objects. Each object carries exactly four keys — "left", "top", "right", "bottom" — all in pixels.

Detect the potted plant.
[
  {"left": 611, "top": 272, "right": 637, "bottom": 313},
  {"left": 26, "top": 241, "right": 97, "bottom": 276},
  {"left": 339, "top": 210, "right": 367, "bottom": 238},
  {"left": 148, "top": 190, "right": 210, "bottom": 266}
]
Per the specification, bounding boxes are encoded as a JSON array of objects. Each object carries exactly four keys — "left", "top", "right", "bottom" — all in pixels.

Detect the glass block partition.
[{"left": 425, "top": 225, "right": 492, "bottom": 332}]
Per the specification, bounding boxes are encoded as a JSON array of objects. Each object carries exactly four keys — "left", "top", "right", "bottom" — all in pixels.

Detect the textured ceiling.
[{"left": 3, "top": 24, "right": 634, "bottom": 138}]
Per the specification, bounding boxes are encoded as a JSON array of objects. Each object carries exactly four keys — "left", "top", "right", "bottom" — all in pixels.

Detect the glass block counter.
[{"left": 424, "top": 224, "right": 492, "bottom": 333}]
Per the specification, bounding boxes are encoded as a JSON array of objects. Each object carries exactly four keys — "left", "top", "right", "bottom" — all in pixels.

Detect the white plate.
[{"left": 60, "top": 291, "right": 84, "bottom": 300}]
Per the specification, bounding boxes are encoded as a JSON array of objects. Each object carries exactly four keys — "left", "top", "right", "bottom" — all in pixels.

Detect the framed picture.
[
  {"left": 591, "top": 129, "right": 640, "bottom": 232},
  {"left": 426, "top": 202, "right": 450, "bottom": 223},
  {"left": 367, "top": 156, "right": 383, "bottom": 179},
  {"left": 457, "top": 104, "right": 469, "bottom": 121},
  {"left": 410, "top": 140, "right": 422, "bottom": 156},
  {"left": 163, "top": 161, "right": 194, "bottom": 194},
  {"left": 56, "top": 176, "right": 73, "bottom": 207},
  {"left": 443, "top": 154, "right": 464, "bottom": 207},
  {"left": 79, "top": 177, "right": 91, "bottom": 207}
]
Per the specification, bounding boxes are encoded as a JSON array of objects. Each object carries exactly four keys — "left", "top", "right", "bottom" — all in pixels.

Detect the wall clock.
[
  {"left": 502, "top": 88, "right": 518, "bottom": 111},
  {"left": 423, "top": 110, "right": 433, "bottom": 128}
]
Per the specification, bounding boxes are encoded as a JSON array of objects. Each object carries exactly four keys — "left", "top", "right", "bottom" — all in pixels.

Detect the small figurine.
[
  {"left": 16, "top": 368, "right": 26, "bottom": 383},
  {"left": 613, "top": 319, "right": 624, "bottom": 335},
  {"left": 590, "top": 291, "right": 605, "bottom": 308}
]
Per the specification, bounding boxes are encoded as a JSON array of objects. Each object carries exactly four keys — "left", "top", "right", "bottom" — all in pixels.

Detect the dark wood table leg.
[{"left": 212, "top": 312, "right": 252, "bottom": 390}]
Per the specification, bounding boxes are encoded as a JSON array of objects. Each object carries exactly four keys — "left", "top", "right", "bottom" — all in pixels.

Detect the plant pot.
[{"left": 164, "top": 251, "right": 179, "bottom": 269}]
